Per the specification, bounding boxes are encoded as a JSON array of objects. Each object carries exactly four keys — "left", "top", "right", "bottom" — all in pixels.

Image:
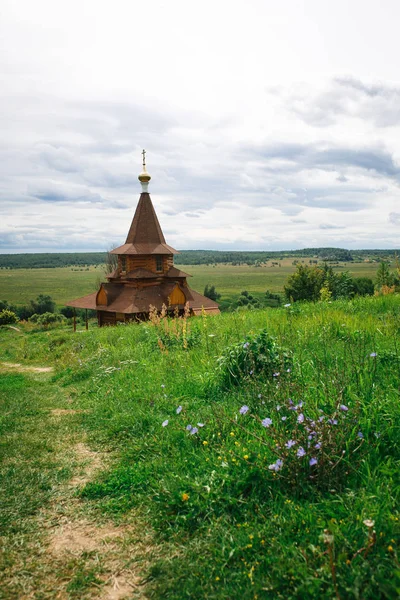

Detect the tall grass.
[{"left": 0, "top": 295, "right": 399, "bottom": 598}]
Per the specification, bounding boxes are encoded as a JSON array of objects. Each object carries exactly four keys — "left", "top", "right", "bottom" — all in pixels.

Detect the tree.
[
  {"left": 284, "top": 265, "right": 325, "bottom": 302},
  {"left": 376, "top": 262, "right": 396, "bottom": 289},
  {"left": 236, "top": 290, "right": 260, "bottom": 308},
  {"left": 30, "top": 294, "right": 56, "bottom": 315},
  {"left": 352, "top": 277, "right": 374, "bottom": 296},
  {"left": 105, "top": 244, "right": 119, "bottom": 275},
  {"left": 265, "top": 290, "right": 281, "bottom": 306},
  {"left": 204, "top": 284, "right": 221, "bottom": 302}
]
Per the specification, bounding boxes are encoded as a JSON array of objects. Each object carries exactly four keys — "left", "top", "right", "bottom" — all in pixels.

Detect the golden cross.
[{"left": 142, "top": 148, "right": 146, "bottom": 168}]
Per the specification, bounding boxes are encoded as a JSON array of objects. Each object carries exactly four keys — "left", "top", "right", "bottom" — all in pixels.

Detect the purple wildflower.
[
  {"left": 176, "top": 406, "right": 182, "bottom": 414},
  {"left": 243, "top": 342, "right": 250, "bottom": 349},
  {"left": 239, "top": 405, "right": 249, "bottom": 415},
  {"left": 262, "top": 417, "right": 273, "bottom": 428},
  {"left": 276, "top": 405, "right": 281, "bottom": 411},
  {"left": 197, "top": 422, "right": 204, "bottom": 427},
  {"left": 285, "top": 439, "right": 296, "bottom": 449},
  {"left": 162, "top": 420, "right": 169, "bottom": 427},
  {"left": 318, "top": 416, "right": 325, "bottom": 422},
  {"left": 357, "top": 431, "right": 364, "bottom": 439},
  {"left": 328, "top": 419, "right": 338, "bottom": 425},
  {"left": 370, "top": 352, "right": 377, "bottom": 357},
  {"left": 249, "top": 370, "right": 253, "bottom": 375},
  {"left": 268, "top": 458, "right": 283, "bottom": 471},
  {"left": 297, "top": 413, "right": 305, "bottom": 424},
  {"left": 297, "top": 447, "right": 306, "bottom": 458},
  {"left": 340, "top": 405, "right": 348, "bottom": 412},
  {"left": 273, "top": 372, "right": 280, "bottom": 377},
  {"left": 315, "top": 443, "right": 321, "bottom": 449},
  {"left": 309, "top": 457, "right": 318, "bottom": 466},
  {"left": 186, "top": 424, "right": 192, "bottom": 430},
  {"left": 281, "top": 416, "right": 287, "bottom": 421},
  {"left": 190, "top": 427, "right": 198, "bottom": 435},
  {"left": 161, "top": 384, "right": 165, "bottom": 388}
]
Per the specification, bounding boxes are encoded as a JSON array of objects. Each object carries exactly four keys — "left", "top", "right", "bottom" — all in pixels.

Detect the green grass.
[
  {"left": 0, "top": 295, "right": 399, "bottom": 598},
  {"left": 0, "top": 260, "right": 381, "bottom": 307}
]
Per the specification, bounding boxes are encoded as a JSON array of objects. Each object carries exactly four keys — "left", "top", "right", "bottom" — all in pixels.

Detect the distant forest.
[{"left": 0, "top": 248, "right": 398, "bottom": 269}]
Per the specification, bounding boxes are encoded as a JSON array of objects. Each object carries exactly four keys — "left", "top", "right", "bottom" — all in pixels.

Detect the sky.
[{"left": 1, "top": 0, "right": 400, "bottom": 253}]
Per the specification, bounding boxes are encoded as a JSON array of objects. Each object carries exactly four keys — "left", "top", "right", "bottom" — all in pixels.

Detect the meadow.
[
  {"left": 0, "top": 259, "right": 381, "bottom": 308},
  {"left": 0, "top": 295, "right": 399, "bottom": 599}
]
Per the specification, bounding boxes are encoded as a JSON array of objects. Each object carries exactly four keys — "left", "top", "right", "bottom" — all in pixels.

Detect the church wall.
[{"left": 117, "top": 254, "right": 174, "bottom": 274}]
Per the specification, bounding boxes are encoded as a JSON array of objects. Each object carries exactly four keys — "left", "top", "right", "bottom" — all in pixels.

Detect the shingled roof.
[
  {"left": 110, "top": 192, "right": 178, "bottom": 255},
  {"left": 66, "top": 283, "right": 219, "bottom": 314}
]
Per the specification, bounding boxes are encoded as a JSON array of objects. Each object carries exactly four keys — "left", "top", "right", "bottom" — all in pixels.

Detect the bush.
[
  {"left": 284, "top": 265, "right": 324, "bottom": 302},
  {"left": 236, "top": 290, "right": 260, "bottom": 308},
  {"left": 60, "top": 306, "right": 75, "bottom": 319},
  {"left": 0, "top": 309, "right": 18, "bottom": 325},
  {"left": 203, "top": 284, "right": 221, "bottom": 302},
  {"left": 215, "top": 329, "right": 291, "bottom": 388},
  {"left": 29, "top": 294, "right": 56, "bottom": 315},
  {"left": 0, "top": 300, "right": 17, "bottom": 313},
  {"left": 28, "top": 312, "right": 65, "bottom": 327},
  {"left": 353, "top": 277, "right": 374, "bottom": 296},
  {"left": 16, "top": 305, "right": 35, "bottom": 320}
]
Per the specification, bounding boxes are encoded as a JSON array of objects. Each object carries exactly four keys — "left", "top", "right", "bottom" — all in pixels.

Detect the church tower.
[{"left": 66, "top": 151, "right": 220, "bottom": 326}]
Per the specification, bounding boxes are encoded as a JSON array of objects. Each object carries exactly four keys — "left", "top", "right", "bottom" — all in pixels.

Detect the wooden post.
[
  {"left": 73, "top": 308, "right": 76, "bottom": 332},
  {"left": 85, "top": 309, "right": 88, "bottom": 330}
]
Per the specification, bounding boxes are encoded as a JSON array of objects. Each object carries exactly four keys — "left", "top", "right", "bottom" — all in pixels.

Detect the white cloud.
[{"left": 1, "top": 0, "right": 400, "bottom": 252}]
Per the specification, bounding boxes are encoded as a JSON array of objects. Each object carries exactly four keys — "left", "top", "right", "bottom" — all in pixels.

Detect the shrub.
[
  {"left": 352, "top": 277, "right": 374, "bottom": 296},
  {"left": 60, "top": 306, "right": 75, "bottom": 318},
  {"left": 28, "top": 312, "right": 65, "bottom": 327},
  {"left": 16, "top": 305, "right": 35, "bottom": 320},
  {"left": 0, "top": 309, "right": 18, "bottom": 325},
  {"left": 203, "top": 284, "right": 221, "bottom": 302},
  {"left": 284, "top": 264, "right": 324, "bottom": 302},
  {"left": 265, "top": 290, "right": 281, "bottom": 305},
  {"left": 215, "top": 329, "right": 291, "bottom": 388},
  {"left": 236, "top": 290, "right": 260, "bottom": 308},
  {"left": 29, "top": 294, "right": 56, "bottom": 315}
]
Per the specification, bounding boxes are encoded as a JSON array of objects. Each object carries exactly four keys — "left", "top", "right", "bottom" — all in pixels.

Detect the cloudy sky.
[{"left": 1, "top": 0, "right": 400, "bottom": 253}]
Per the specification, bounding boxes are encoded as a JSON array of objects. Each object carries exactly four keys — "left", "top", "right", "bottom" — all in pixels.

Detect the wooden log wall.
[{"left": 118, "top": 255, "right": 173, "bottom": 274}]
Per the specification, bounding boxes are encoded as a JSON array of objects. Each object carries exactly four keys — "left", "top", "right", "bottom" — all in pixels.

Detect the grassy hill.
[{"left": 1, "top": 296, "right": 399, "bottom": 598}]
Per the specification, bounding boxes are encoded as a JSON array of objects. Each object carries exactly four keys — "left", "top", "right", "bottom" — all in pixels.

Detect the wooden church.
[{"left": 66, "top": 152, "right": 220, "bottom": 326}]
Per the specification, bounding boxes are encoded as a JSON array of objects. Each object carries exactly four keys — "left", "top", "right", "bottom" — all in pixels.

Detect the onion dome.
[{"left": 138, "top": 149, "right": 151, "bottom": 189}]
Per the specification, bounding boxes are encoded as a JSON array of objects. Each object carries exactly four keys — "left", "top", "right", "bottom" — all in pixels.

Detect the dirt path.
[
  {"left": 0, "top": 361, "right": 53, "bottom": 373},
  {"left": 40, "top": 434, "right": 154, "bottom": 600},
  {"left": 1, "top": 365, "right": 156, "bottom": 600}
]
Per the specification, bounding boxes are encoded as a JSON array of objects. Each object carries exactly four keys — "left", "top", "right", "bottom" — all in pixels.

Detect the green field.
[
  {"left": 0, "top": 295, "right": 399, "bottom": 598},
  {"left": 0, "top": 260, "right": 381, "bottom": 307}
]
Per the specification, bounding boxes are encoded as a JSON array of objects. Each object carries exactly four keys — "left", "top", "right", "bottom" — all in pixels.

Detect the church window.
[{"left": 156, "top": 255, "right": 163, "bottom": 272}]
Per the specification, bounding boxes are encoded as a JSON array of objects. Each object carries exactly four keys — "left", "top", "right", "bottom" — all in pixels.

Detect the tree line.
[{"left": 0, "top": 248, "right": 399, "bottom": 269}]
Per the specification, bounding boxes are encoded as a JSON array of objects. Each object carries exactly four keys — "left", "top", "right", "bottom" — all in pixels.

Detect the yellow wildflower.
[{"left": 181, "top": 493, "right": 189, "bottom": 502}]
